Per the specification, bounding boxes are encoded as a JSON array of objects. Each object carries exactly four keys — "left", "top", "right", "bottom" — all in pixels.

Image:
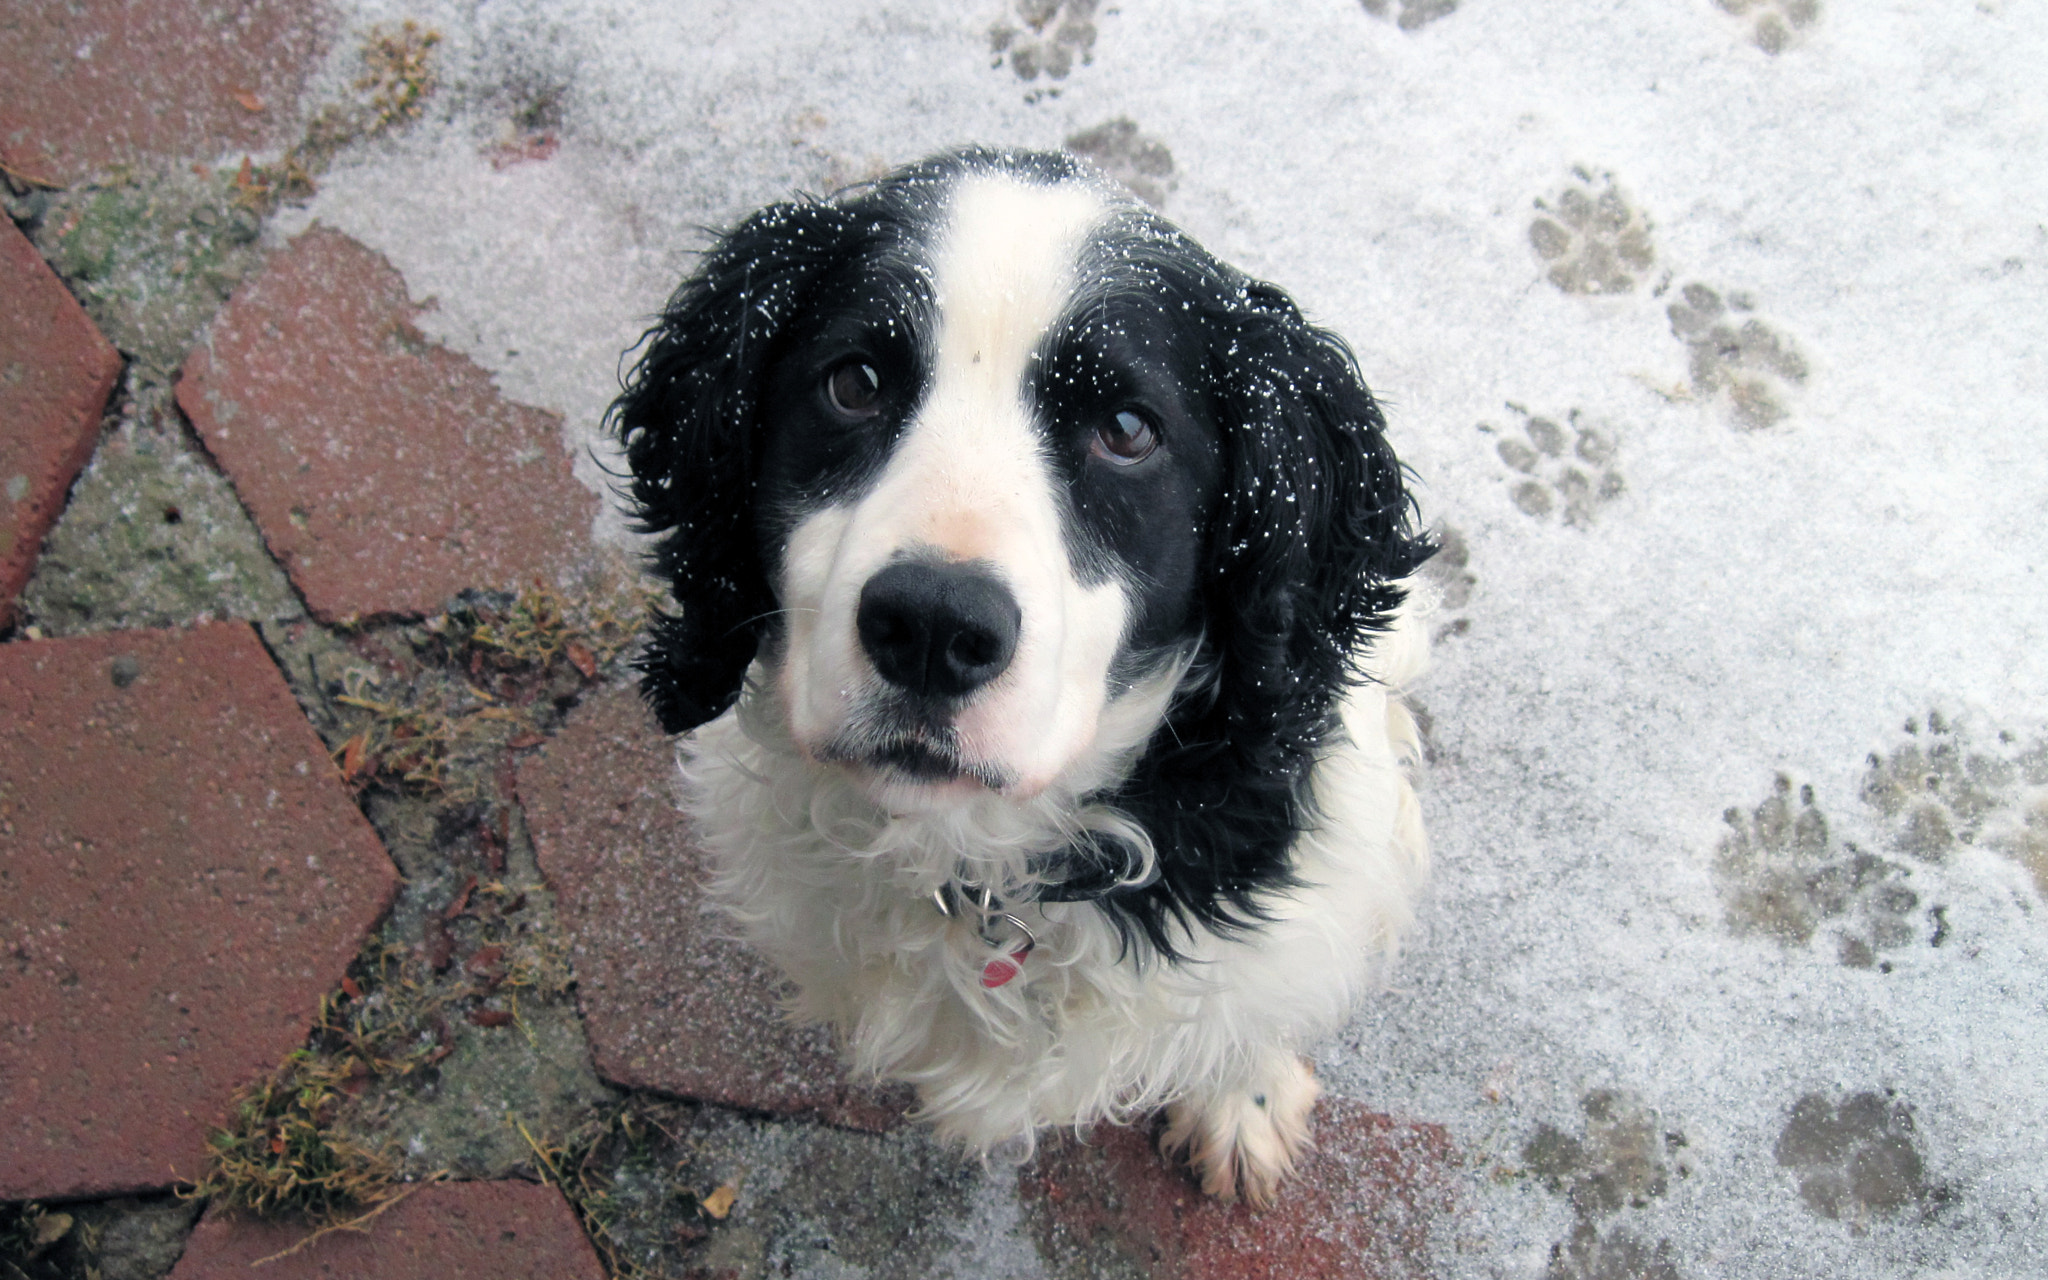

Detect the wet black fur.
[{"left": 610, "top": 148, "right": 1431, "bottom": 961}]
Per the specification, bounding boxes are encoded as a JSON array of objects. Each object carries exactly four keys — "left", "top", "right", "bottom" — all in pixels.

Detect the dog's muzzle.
[{"left": 856, "top": 560, "right": 1021, "bottom": 700}]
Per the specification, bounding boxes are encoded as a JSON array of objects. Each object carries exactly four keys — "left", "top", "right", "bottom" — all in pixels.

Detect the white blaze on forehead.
[
  {"left": 888, "top": 171, "right": 1111, "bottom": 558},
  {"left": 779, "top": 169, "right": 1136, "bottom": 796},
  {"left": 930, "top": 172, "right": 1105, "bottom": 408}
]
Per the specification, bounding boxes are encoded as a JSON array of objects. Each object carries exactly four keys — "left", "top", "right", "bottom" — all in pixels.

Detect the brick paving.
[
  {"left": 0, "top": 216, "right": 119, "bottom": 628},
  {"left": 0, "top": 623, "right": 397, "bottom": 1199},
  {"left": 520, "top": 682, "right": 911, "bottom": 1132},
  {"left": 167, "top": 1181, "right": 607, "bottom": 1279},
  {"left": 0, "top": 0, "right": 326, "bottom": 189},
  {"left": 177, "top": 226, "right": 600, "bottom": 622},
  {"left": 1023, "top": 1100, "right": 1457, "bottom": 1280}
]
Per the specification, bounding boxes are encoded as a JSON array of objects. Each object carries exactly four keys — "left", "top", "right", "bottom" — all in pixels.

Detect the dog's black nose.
[{"left": 857, "top": 561, "right": 1021, "bottom": 699}]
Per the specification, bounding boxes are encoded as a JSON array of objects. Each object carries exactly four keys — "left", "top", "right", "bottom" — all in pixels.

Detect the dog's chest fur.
[{"left": 680, "top": 630, "right": 1428, "bottom": 1151}]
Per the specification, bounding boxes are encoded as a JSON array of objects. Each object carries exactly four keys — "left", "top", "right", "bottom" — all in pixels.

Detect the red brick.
[
  {"left": 0, "top": 216, "right": 120, "bottom": 627},
  {"left": 167, "top": 1180, "right": 606, "bottom": 1279},
  {"left": 0, "top": 0, "right": 326, "bottom": 188},
  {"left": 176, "top": 226, "right": 599, "bottom": 622},
  {"left": 519, "top": 682, "right": 908, "bottom": 1131},
  {"left": 1022, "top": 1098, "right": 1458, "bottom": 1280},
  {"left": 0, "top": 622, "right": 398, "bottom": 1199}
]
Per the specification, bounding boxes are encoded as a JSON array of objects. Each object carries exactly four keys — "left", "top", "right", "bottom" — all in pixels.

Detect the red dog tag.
[{"left": 980, "top": 948, "right": 1030, "bottom": 988}]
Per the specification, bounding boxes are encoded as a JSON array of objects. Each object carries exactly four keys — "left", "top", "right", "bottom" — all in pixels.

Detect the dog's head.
[{"left": 614, "top": 149, "right": 1427, "bottom": 943}]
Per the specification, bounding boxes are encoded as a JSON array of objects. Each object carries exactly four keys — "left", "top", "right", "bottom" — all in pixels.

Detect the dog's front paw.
[{"left": 1158, "top": 1054, "right": 1321, "bottom": 1208}]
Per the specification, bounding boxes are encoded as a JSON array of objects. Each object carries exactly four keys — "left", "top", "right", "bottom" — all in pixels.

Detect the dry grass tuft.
[
  {"left": 519, "top": 1103, "right": 693, "bottom": 1280},
  {"left": 228, "top": 20, "right": 443, "bottom": 214},
  {"left": 186, "top": 1047, "right": 406, "bottom": 1222},
  {"left": 327, "top": 576, "right": 655, "bottom": 796},
  {"left": 358, "top": 21, "right": 443, "bottom": 133}
]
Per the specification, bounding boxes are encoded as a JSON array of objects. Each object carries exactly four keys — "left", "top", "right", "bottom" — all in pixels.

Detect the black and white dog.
[{"left": 613, "top": 148, "right": 1432, "bottom": 1205}]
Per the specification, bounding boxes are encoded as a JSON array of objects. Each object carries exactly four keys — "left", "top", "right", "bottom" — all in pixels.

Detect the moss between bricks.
[
  {"left": 22, "top": 173, "right": 265, "bottom": 381},
  {"left": 524, "top": 1097, "right": 981, "bottom": 1280},
  {"left": 16, "top": 377, "right": 302, "bottom": 639},
  {"left": 321, "top": 579, "right": 652, "bottom": 799},
  {"left": 190, "top": 867, "right": 603, "bottom": 1218},
  {"left": 190, "top": 574, "right": 654, "bottom": 1225},
  {"left": 0, "top": 1196, "right": 202, "bottom": 1280}
]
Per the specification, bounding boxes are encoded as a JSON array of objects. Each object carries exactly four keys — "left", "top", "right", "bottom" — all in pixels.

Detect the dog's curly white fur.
[{"left": 612, "top": 149, "right": 1435, "bottom": 1204}]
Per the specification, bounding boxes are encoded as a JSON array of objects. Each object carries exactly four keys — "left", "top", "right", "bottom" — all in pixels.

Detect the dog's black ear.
[
  {"left": 1105, "top": 276, "right": 1431, "bottom": 959},
  {"left": 1206, "top": 278, "right": 1432, "bottom": 726},
  {"left": 610, "top": 200, "right": 858, "bottom": 734}
]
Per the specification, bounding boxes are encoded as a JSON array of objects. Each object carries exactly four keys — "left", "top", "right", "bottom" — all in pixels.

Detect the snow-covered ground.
[{"left": 277, "top": 2, "right": 2047, "bottom": 1273}]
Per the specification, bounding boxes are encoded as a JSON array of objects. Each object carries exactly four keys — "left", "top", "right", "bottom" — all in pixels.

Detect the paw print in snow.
[
  {"left": 1775, "top": 1090, "right": 1945, "bottom": 1229},
  {"left": 1545, "top": 1225, "right": 1685, "bottom": 1280},
  {"left": 1529, "top": 170, "right": 1656, "bottom": 296},
  {"left": 1716, "top": 0, "right": 1820, "bottom": 56},
  {"left": 1419, "top": 523, "right": 1475, "bottom": 626},
  {"left": 1523, "top": 1090, "right": 1690, "bottom": 1279},
  {"left": 1065, "top": 118, "right": 1176, "bottom": 209},
  {"left": 1715, "top": 774, "right": 1921, "bottom": 968},
  {"left": 989, "top": 0, "right": 1097, "bottom": 84},
  {"left": 1488, "top": 409, "right": 1624, "bottom": 527},
  {"left": 1862, "top": 710, "right": 2048, "bottom": 898},
  {"left": 1360, "top": 0, "right": 1460, "bottom": 32},
  {"left": 785, "top": 108, "right": 893, "bottom": 194},
  {"left": 1667, "top": 283, "right": 1808, "bottom": 429},
  {"left": 1523, "top": 1089, "right": 1686, "bottom": 1221}
]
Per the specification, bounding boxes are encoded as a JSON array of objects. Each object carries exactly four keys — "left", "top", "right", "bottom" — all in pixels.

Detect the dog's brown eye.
[
  {"left": 1091, "top": 410, "right": 1158, "bottom": 465},
  {"left": 825, "top": 360, "right": 883, "bottom": 418}
]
